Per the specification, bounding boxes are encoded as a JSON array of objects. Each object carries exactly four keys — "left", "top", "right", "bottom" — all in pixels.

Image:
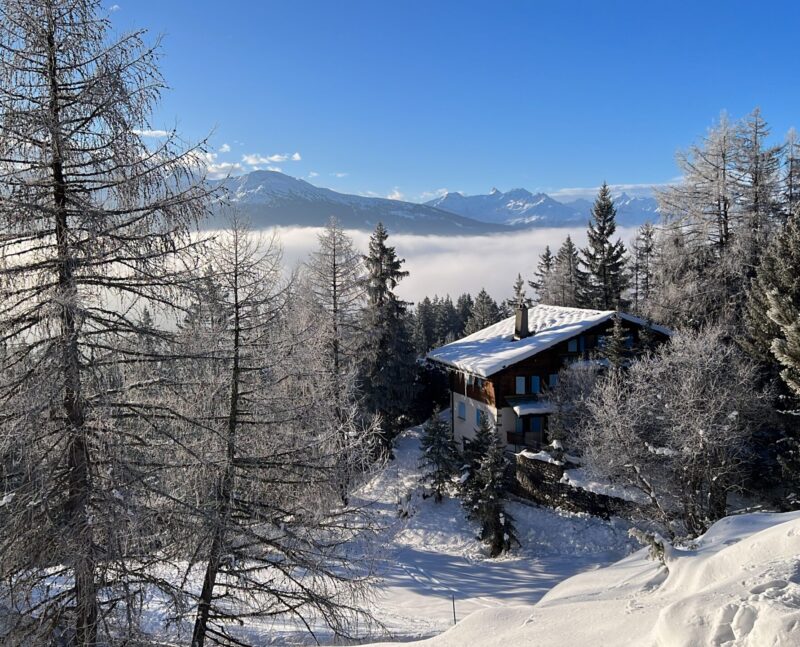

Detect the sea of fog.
[{"left": 274, "top": 226, "right": 641, "bottom": 304}]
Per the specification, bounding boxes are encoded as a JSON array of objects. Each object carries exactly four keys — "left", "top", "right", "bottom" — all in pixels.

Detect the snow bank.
[
  {"left": 365, "top": 511, "right": 800, "bottom": 646},
  {"left": 518, "top": 449, "right": 564, "bottom": 466},
  {"left": 560, "top": 467, "right": 648, "bottom": 504}
]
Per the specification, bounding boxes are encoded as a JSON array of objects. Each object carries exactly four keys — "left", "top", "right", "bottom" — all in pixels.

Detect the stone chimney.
[{"left": 513, "top": 302, "right": 531, "bottom": 340}]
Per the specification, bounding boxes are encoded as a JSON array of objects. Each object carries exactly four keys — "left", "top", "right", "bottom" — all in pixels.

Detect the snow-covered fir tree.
[
  {"left": 459, "top": 420, "right": 518, "bottom": 558},
  {"left": 464, "top": 288, "right": 501, "bottom": 335},
  {"left": 419, "top": 408, "right": 459, "bottom": 502},
  {"left": 460, "top": 416, "right": 494, "bottom": 512},
  {"left": 455, "top": 293, "right": 474, "bottom": 335},
  {"left": 601, "top": 310, "right": 628, "bottom": 368},
  {"left": 505, "top": 273, "right": 532, "bottom": 312},
  {"left": 529, "top": 246, "right": 554, "bottom": 303},
  {"left": 473, "top": 433, "right": 518, "bottom": 557},
  {"left": 413, "top": 296, "right": 436, "bottom": 354},
  {"left": 582, "top": 183, "right": 628, "bottom": 309},
  {"left": 433, "top": 294, "right": 461, "bottom": 345},
  {"left": 759, "top": 209, "right": 800, "bottom": 399},
  {"left": 550, "top": 235, "right": 587, "bottom": 308},
  {"left": 361, "top": 222, "right": 418, "bottom": 449}
]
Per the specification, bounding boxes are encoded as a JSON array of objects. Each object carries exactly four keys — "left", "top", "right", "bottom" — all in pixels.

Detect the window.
[
  {"left": 531, "top": 416, "right": 543, "bottom": 433},
  {"left": 625, "top": 333, "right": 634, "bottom": 349},
  {"left": 515, "top": 376, "right": 526, "bottom": 394},
  {"left": 568, "top": 338, "right": 578, "bottom": 353},
  {"left": 475, "top": 409, "right": 482, "bottom": 426},
  {"left": 531, "top": 376, "right": 541, "bottom": 393},
  {"left": 548, "top": 373, "right": 559, "bottom": 388},
  {"left": 515, "top": 417, "right": 524, "bottom": 433},
  {"left": 457, "top": 401, "right": 466, "bottom": 419}
]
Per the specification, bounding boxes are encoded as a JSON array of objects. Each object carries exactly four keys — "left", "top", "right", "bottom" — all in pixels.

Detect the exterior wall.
[
  {"left": 452, "top": 391, "right": 496, "bottom": 448},
  {"left": 496, "top": 405, "right": 519, "bottom": 450},
  {"left": 444, "top": 318, "right": 670, "bottom": 452}
]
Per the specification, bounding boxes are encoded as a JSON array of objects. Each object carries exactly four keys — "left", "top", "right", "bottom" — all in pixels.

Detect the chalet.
[{"left": 426, "top": 304, "right": 671, "bottom": 452}]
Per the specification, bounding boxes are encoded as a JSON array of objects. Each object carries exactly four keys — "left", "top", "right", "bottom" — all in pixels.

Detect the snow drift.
[{"left": 367, "top": 511, "right": 800, "bottom": 646}]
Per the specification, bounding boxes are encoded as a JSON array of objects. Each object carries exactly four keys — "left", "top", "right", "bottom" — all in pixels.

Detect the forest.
[{"left": 0, "top": 1, "right": 799, "bottom": 645}]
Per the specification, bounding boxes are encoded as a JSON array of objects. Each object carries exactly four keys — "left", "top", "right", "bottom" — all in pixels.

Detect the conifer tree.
[
  {"left": 734, "top": 108, "right": 783, "bottom": 278},
  {"left": 176, "top": 219, "right": 378, "bottom": 646},
  {"left": 433, "top": 294, "right": 460, "bottom": 345},
  {"left": 582, "top": 183, "right": 629, "bottom": 309},
  {"left": 551, "top": 236, "right": 587, "bottom": 308},
  {"left": 602, "top": 311, "right": 628, "bottom": 368},
  {"left": 361, "top": 222, "right": 417, "bottom": 448},
  {"left": 474, "top": 434, "right": 518, "bottom": 557},
  {"left": 304, "top": 216, "right": 366, "bottom": 400},
  {"left": 413, "top": 296, "right": 435, "bottom": 354},
  {"left": 631, "top": 223, "right": 656, "bottom": 314},
  {"left": 419, "top": 408, "right": 459, "bottom": 502},
  {"left": 506, "top": 274, "right": 532, "bottom": 311},
  {"left": 529, "top": 246, "right": 554, "bottom": 303},
  {"left": 455, "top": 293, "right": 474, "bottom": 336},
  {"left": 464, "top": 288, "right": 501, "bottom": 334},
  {"left": 784, "top": 128, "right": 800, "bottom": 220},
  {"left": 758, "top": 209, "right": 800, "bottom": 398},
  {"left": 460, "top": 416, "right": 494, "bottom": 512}
]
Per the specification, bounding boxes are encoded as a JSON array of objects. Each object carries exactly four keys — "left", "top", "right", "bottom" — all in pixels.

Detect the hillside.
[
  {"left": 207, "top": 171, "right": 659, "bottom": 234},
  {"left": 209, "top": 171, "right": 509, "bottom": 235},
  {"left": 366, "top": 509, "right": 800, "bottom": 646},
  {"left": 426, "top": 187, "right": 659, "bottom": 228}
]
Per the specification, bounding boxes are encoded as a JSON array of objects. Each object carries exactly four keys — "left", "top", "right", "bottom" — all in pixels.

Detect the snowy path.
[{"left": 356, "top": 422, "right": 634, "bottom": 642}]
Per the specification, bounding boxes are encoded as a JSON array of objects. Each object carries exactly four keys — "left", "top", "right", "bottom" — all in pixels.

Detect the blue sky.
[{"left": 114, "top": 0, "right": 800, "bottom": 202}]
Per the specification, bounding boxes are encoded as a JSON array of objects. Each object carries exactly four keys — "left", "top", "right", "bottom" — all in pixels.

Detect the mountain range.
[{"left": 210, "top": 170, "right": 660, "bottom": 234}]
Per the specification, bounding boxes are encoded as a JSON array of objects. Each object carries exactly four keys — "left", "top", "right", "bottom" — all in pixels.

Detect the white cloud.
[
  {"left": 109, "top": 4, "right": 120, "bottom": 11},
  {"left": 387, "top": 187, "right": 405, "bottom": 201},
  {"left": 549, "top": 180, "right": 678, "bottom": 201},
  {"left": 267, "top": 166, "right": 282, "bottom": 172},
  {"left": 218, "top": 143, "right": 231, "bottom": 153},
  {"left": 273, "top": 225, "right": 639, "bottom": 304},
  {"left": 418, "top": 188, "right": 450, "bottom": 201},
  {"left": 331, "top": 172, "right": 348, "bottom": 178},
  {"left": 242, "top": 152, "right": 301, "bottom": 165},
  {"left": 308, "top": 171, "right": 319, "bottom": 178},
  {"left": 133, "top": 128, "right": 170, "bottom": 138},
  {"left": 206, "top": 161, "right": 245, "bottom": 179}
]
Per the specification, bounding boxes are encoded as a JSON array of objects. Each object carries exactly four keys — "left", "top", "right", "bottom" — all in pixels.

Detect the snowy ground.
[
  {"left": 366, "top": 503, "right": 800, "bottom": 646},
  {"left": 354, "top": 422, "right": 634, "bottom": 643}
]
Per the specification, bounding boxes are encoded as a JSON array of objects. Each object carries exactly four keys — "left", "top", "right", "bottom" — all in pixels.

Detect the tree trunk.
[
  {"left": 47, "top": 14, "right": 98, "bottom": 645},
  {"left": 191, "top": 246, "right": 240, "bottom": 647}
]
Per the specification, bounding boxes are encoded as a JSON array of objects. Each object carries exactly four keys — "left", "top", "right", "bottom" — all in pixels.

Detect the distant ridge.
[
  {"left": 208, "top": 170, "right": 660, "bottom": 234},
  {"left": 426, "top": 187, "right": 659, "bottom": 228}
]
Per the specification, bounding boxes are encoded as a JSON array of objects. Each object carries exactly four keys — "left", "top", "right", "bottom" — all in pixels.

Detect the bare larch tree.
[{"left": 0, "top": 0, "right": 210, "bottom": 643}]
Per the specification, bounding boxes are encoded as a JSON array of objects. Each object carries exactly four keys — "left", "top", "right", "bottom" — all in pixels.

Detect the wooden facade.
[{"left": 444, "top": 317, "right": 669, "bottom": 452}]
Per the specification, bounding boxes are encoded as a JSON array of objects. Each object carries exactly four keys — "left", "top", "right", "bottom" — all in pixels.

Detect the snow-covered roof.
[
  {"left": 426, "top": 304, "right": 671, "bottom": 378},
  {"left": 508, "top": 398, "right": 556, "bottom": 416}
]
